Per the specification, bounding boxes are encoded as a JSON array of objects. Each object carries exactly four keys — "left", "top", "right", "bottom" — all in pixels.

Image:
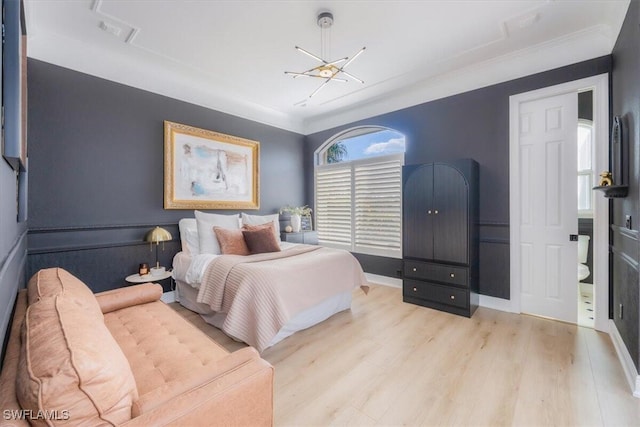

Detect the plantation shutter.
[
  {"left": 353, "top": 158, "right": 403, "bottom": 258},
  {"left": 315, "top": 166, "right": 352, "bottom": 250},
  {"left": 315, "top": 153, "right": 403, "bottom": 258}
]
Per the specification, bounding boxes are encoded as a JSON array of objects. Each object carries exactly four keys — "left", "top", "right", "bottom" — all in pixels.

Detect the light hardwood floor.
[{"left": 171, "top": 284, "right": 640, "bottom": 426}]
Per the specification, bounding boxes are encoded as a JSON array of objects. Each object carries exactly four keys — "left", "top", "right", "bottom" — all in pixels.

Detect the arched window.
[{"left": 314, "top": 127, "right": 405, "bottom": 258}]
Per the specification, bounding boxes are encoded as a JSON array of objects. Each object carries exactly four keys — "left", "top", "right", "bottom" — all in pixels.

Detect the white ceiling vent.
[{"left": 99, "top": 21, "right": 122, "bottom": 37}]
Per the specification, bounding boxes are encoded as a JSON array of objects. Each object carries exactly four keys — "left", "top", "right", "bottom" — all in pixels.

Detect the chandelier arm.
[
  {"left": 309, "top": 79, "right": 331, "bottom": 98},
  {"left": 341, "top": 47, "right": 366, "bottom": 69},
  {"left": 326, "top": 57, "right": 348, "bottom": 66},
  {"left": 295, "top": 46, "right": 326, "bottom": 64},
  {"left": 338, "top": 70, "right": 364, "bottom": 84}
]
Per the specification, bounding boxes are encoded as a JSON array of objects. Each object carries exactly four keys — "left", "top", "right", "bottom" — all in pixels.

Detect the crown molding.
[
  {"left": 27, "top": 31, "right": 307, "bottom": 134},
  {"left": 303, "top": 25, "right": 614, "bottom": 134},
  {"left": 29, "top": 23, "right": 615, "bottom": 136}
]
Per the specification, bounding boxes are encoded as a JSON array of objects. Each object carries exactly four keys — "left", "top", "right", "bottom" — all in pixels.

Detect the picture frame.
[
  {"left": 164, "top": 121, "right": 260, "bottom": 210},
  {"left": 301, "top": 214, "right": 313, "bottom": 231},
  {"left": 2, "top": 0, "right": 28, "bottom": 172}
]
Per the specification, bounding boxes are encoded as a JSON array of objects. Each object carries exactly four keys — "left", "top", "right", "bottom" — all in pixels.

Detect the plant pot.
[{"left": 291, "top": 214, "right": 301, "bottom": 232}]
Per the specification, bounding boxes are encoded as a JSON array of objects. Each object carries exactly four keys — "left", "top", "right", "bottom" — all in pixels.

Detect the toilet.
[{"left": 578, "top": 235, "right": 590, "bottom": 282}]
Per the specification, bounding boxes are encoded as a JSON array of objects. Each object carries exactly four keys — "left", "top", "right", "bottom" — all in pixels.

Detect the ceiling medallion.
[{"left": 285, "top": 12, "right": 365, "bottom": 100}]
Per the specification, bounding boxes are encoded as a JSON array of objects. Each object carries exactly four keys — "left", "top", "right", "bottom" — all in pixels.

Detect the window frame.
[
  {"left": 577, "top": 119, "right": 595, "bottom": 218},
  {"left": 314, "top": 127, "right": 405, "bottom": 259}
]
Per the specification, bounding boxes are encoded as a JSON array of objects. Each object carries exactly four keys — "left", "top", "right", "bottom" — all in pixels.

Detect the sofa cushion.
[
  {"left": 27, "top": 268, "right": 103, "bottom": 320},
  {"left": 104, "top": 300, "right": 231, "bottom": 399},
  {"left": 16, "top": 287, "right": 138, "bottom": 425}
]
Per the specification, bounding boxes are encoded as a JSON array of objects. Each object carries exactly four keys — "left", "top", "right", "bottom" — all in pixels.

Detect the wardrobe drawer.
[
  {"left": 403, "top": 260, "right": 468, "bottom": 287},
  {"left": 403, "top": 280, "right": 468, "bottom": 309}
]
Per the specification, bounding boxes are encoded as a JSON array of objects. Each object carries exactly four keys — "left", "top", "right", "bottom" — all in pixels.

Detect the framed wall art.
[
  {"left": 164, "top": 121, "right": 260, "bottom": 210},
  {"left": 2, "top": 0, "right": 28, "bottom": 172}
]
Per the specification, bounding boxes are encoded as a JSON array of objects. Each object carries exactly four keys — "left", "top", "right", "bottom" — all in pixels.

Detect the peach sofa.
[{"left": 0, "top": 268, "right": 273, "bottom": 426}]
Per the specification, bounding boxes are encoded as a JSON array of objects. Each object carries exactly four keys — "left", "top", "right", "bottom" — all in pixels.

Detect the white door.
[{"left": 518, "top": 92, "right": 578, "bottom": 323}]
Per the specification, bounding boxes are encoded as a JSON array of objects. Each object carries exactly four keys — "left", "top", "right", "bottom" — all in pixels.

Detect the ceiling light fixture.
[{"left": 285, "top": 12, "right": 365, "bottom": 100}]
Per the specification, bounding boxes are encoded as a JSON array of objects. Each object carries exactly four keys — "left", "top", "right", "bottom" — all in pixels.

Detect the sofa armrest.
[
  {"left": 95, "top": 283, "right": 163, "bottom": 313},
  {"left": 122, "top": 347, "right": 273, "bottom": 427},
  {"left": 0, "top": 291, "right": 29, "bottom": 427}
]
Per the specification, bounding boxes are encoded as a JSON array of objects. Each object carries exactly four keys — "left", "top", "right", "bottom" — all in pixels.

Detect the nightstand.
[
  {"left": 280, "top": 231, "right": 318, "bottom": 245},
  {"left": 126, "top": 271, "right": 172, "bottom": 284}
]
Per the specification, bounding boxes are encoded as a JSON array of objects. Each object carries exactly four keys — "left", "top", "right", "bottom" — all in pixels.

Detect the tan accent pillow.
[
  {"left": 242, "top": 227, "right": 282, "bottom": 254},
  {"left": 16, "top": 295, "right": 138, "bottom": 426},
  {"left": 213, "top": 226, "right": 250, "bottom": 255},
  {"left": 27, "top": 268, "right": 102, "bottom": 320}
]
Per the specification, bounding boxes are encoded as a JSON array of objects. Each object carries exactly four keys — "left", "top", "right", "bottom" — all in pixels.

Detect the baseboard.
[
  {"left": 478, "top": 294, "right": 516, "bottom": 313},
  {"left": 609, "top": 319, "right": 640, "bottom": 398},
  {"left": 161, "top": 290, "right": 176, "bottom": 304},
  {"left": 364, "top": 273, "right": 402, "bottom": 289}
]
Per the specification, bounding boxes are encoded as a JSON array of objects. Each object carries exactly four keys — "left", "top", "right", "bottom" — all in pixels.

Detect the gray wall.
[
  {"left": 27, "top": 59, "right": 306, "bottom": 291},
  {"left": 305, "top": 56, "right": 612, "bottom": 299},
  {"left": 0, "top": 162, "right": 27, "bottom": 358},
  {"left": 0, "top": 0, "right": 28, "bottom": 360},
  {"left": 611, "top": 0, "right": 640, "bottom": 369}
]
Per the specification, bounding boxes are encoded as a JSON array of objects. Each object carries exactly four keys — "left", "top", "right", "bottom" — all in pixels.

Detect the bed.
[{"left": 172, "top": 212, "right": 367, "bottom": 352}]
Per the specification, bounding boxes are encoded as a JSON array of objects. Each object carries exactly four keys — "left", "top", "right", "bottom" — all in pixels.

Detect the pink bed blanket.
[{"left": 196, "top": 245, "right": 366, "bottom": 351}]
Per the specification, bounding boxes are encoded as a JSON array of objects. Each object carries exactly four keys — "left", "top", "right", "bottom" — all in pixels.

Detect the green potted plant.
[{"left": 279, "top": 205, "right": 312, "bottom": 232}]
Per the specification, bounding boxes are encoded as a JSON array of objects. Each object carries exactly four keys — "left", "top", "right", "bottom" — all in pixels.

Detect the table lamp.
[{"left": 144, "top": 226, "right": 172, "bottom": 276}]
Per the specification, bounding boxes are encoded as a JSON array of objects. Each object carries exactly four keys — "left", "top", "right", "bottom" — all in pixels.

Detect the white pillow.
[
  {"left": 241, "top": 213, "right": 280, "bottom": 241},
  {"left": 195, "top": 211, "right": 240, "bottom": 255},
  {"left": 178, "top": 218, "right": 199, "bottom": 255}
]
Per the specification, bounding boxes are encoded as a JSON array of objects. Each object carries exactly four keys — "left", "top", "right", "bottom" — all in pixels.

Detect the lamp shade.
[{"left": 144, "top": 226, "right": 172, "bottom": 243}]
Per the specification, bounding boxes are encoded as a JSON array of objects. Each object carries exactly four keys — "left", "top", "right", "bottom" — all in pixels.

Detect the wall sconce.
[{"left": 144, "top": 226, "right": 172, "bottom": 275}]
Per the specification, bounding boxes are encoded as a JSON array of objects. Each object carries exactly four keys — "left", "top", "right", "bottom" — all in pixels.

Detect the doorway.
[{"left": 509, "top": 74, "right": 609, "bottom": 332}]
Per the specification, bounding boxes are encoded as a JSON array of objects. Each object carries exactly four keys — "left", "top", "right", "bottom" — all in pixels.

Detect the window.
[
  {"left": 315, "top": 127, "right": 405, "bottom": 258},
  {"left": 577, "top": 120, "right": 594, "bottom": 217}
]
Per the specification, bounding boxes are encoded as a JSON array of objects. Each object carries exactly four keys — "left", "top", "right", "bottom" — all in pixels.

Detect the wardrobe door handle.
[
  {"left": 434, "top": 210, "right": 439, "bottom": 214},
  {"left": 412, "top": 268, "right": 417, "bottom": 272},
  {"left": 413, "top": 287, "right": 417, "bottom": 292},
  {"left": 427, "top": 210, "right": 432, "bottom": 214},
  {"left": 450, "top": 273, "right": 455, "bottom": 278},
  {"left": 450, "top": 295, "right": 455, "bottom": 300}
]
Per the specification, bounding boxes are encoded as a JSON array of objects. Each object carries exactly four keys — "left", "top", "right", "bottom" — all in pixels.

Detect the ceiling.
[{"left": 25, "top": 0, "right": 629, "bottom": 135}]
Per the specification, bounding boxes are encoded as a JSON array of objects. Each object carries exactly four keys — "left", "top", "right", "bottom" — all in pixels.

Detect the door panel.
[
  {"left": 519, "top": 92, "right": 578, "bottom": 323},
  {"left": 433, "top": 164, "right": 468, "bottom": 264},
  {"left": 403, "top": 165, "right": 433, "bottom": 259}
]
